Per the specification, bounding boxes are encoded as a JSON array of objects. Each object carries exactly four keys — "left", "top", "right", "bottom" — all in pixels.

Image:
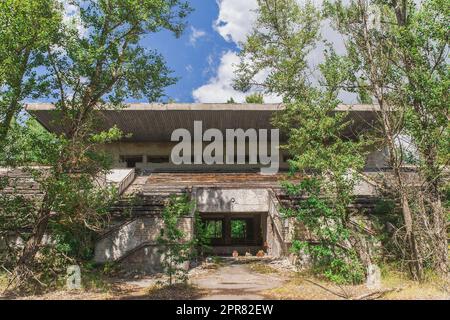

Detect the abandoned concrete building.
[{"left": 6, "top": 103, "right": 388, "bottom": 272}]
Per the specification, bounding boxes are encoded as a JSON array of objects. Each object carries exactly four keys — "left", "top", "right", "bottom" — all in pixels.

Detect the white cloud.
[
  {"left": 61, "top": 1, "right": 87, "bottom": 38},
  {"left": 193, "top": 51, "right": 242, "bottom": 102},
  {"left": 189, "top": 26, "right": 207, "bottom": 46},
  {"left": 192, "top": 51, "right": 280, "bottom": 103},
  {"left": 214, "top": 0, "right": 258, "bottom": 45},
  {"left": 193, "top": 0, "right": 279, "bottom": 103},
  {"left": 201, "top": 54, "right": 212, "bottom": 77},
  {"left": 193, "top": 0, "right": 356, "bottom": 103}
]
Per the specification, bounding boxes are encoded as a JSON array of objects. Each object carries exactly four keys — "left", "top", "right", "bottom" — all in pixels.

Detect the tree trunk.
[
  {"left": 428, "top": 182, "right": 448, "bottom": 277},
  {"left": 380, "top": 102, "right": 424, "bottom": 280},
  {"left": 0, "top": 94, "right": 21, "bottom": 143},
  {"left": 0, "top": 50, "right": 30, "bottom": 143},
  {"left": 399, "top": 192, "right": 424, "bottom": 281},
  {"left": 393, "top": 0, "right": 447, "bottom": 280},
  {"left": 12, "top": 195, "right": 52, "bottom": 286}
]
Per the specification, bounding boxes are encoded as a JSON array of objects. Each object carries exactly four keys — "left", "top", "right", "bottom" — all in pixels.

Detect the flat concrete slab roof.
[
  {"left": 26, "top": 103, "right": 380, "bottom": 112},
  {"left": 26, "top": 103, "right": 380, "bottom": 142}
]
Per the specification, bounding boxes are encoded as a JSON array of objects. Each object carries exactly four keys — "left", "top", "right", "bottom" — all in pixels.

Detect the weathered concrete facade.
[
  {"left": 94, "top": 216, "right": 194, "bottom": 273},
  {"left": 195, "top": 188, "right": 270, "bottom": 213},
  {"left": 27, "top": 103, "right": 389, "bottom": 172},
  {"left": 98, "top": 141, "right": 387, "bottom": 171},
  {"left": 23, "top": 103, "right": 389, "bottom": 272}
]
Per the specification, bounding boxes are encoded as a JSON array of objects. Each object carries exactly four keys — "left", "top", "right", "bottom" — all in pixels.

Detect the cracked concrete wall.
[
  {"left": 195, "top": 188, "right": 269, "bottom": 213},
  {"left": 98, "top": 141, "right": 387, "bottom": 171},
  {"left": 94, "top": 216, "right": 193, "bottom": 265}
]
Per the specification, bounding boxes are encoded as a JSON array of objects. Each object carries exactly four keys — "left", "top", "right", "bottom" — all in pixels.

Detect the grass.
[
  {"left": 379, "top": 264, "right": 449, "bottom": 300},
  {"left": 40, "top": 265, "right": 118, "bottom": 294},
  {"left": 261, "top": 266, "right": 450, "bottom": 300},
  {"left": 0, "top": 272, "right": 9, "bottom": 293},
  {"left": 80, "top": 269, "right": 115, "bottom": 293},
  {"left": 145, "top": 283, "right": 207, "bottom": 300},
  {"left": 200, "top": 256, "right": 226, "bottom": 270},
  {"left": 0, "top": 266, "right": 131, "bottom": 300},
  {"left": 249, "top": 263, "right": 280, "bottom": 274}
]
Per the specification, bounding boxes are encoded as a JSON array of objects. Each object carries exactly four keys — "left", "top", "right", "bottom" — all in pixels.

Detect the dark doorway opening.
[
  {"left": 120, "top": 155, "right": 143, "bottom": 168},
  {"left": 201, "top": 213, "right": 264, "bottom": 254}
]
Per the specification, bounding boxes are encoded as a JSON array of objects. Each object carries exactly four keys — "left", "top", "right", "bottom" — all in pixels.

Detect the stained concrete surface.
[{"left": 191, "top": 259, "right": 286, "bottom": 300}]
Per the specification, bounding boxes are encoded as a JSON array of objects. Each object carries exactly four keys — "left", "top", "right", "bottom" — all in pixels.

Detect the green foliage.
[
  {"left": 193, "top": 212, "right": 212, "bottom": 257},
  {"left": 278, "top": 95, "right": 371, "bottom": 283},
  {"left": 245, "top": 93, "right": 264, "bottom": 104},
  {"left": 0, "top": 0, "right": 191, "bottom": 292},
  {"left": 444, "top": 183, "right": 450, "bottom": 211},
  {"left": 157, "top": 195, "right": 194, "bottom": 285},
  {"left": 0, "top": 0, "right": 63, "bottom": 141},
  {"left": 226, "top": 97, "right": 236, "bottom": 104},
  {"left": 283, "top": 178, "right": 365, "bottom": 284},
  {"left": 203, "top": 220, "right": 222, "bottom": 239},
  {"left": 323, "top": 0, "right": 449, "bottom": 278},
  {"left": 234, "top": 0, "right": 321, "bottom": 101},
  {"left": 0, "top": 166, "right": 118, "bottom": 269},
  {"left": 0, "top": 117, "right": 59, "bottom": 166},
  {"left": 235, "top": 0, "right": 373, "bottom": 284},
  {"left": 373, "top": 199, "right": 397, "bottom": 216},
  {"left": 47, "top": 0, "right": 191, "bottom": 108},
  {"left": 157, "top": 194, "right": 209, "bottom": 285},
  {"left": 231, "top": 220, "right": 246, "bottom": 238}
]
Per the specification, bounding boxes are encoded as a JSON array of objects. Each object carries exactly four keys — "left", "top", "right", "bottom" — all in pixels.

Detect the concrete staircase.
[
  {"left": 0, "top": 168, "right": 44, "bottom": 199},
  {"left": 272, "top": 189, "right": 382, "bottom": 243},
  {"left": 94, "top": 174, "right": 192, "bottom": 269},
  {"left": 275, "top": 192, "right": 380, "bottom": 214}
]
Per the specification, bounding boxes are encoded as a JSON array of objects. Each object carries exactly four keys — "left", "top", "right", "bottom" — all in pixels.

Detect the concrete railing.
[
  {"left": 118, "top": 169, "right": 135, "bottom": 195},
  {"left": 267, "top": 189, "right": 294, "bottom": 256},
  {"left": 94, "top": 216, "right": 194, "bottom": 264},
  {"left": 106, "top": 168, "right": 135, "bottom": 196}
]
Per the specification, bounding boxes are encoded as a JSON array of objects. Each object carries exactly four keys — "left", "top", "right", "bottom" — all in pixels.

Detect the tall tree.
[
  {"left": 390, "top": 0, "right": 449, "bottom": 277},
  {"left": 4, "top": 0, "right": 191, "bottom": 288},
  {"left": 234, "top": 0, "right": 320, "bottom": 101},
  {"left": 235, "top": 0, "right": 373, "bottom": 283},
  {"left": 245, "top": 93, "right": 264, "bottom": 103},
  {"left": 236, "top": 0, "right": 448, "bottom": 281},
  {"left": 324, "top": 0, "right": 449, "bottom": 279},
  {"left": 0, "top": 0, "right": 62, "bottom": 143}
]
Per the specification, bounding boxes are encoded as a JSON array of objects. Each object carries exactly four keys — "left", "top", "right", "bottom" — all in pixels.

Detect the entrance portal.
[{"left": 201, "top": 213, "right": 265, "bottom": 256}]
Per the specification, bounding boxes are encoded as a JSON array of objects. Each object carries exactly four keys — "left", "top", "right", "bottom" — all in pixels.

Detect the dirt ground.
[{"left": 2, "top": 258, "right": 449, "bottom": 300}]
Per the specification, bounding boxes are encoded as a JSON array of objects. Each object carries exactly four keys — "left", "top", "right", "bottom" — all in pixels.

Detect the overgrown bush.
[
  {"left": 0, "top": 168, "right": 118, "bottom": 293},
  {"left": 282, "top": 177, "right": 367, "bottom": 284},
  {"left": 157, "top": 194, "right": 210, "bottom": 285}
]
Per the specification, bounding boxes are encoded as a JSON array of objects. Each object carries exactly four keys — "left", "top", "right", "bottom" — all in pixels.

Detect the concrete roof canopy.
[{"left": 26, "top": 103, "right": 380, "bottom": 142}]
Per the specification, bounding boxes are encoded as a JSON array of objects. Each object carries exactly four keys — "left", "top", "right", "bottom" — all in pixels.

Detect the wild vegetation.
[
  {"left": 0, "top": 0, "right": 191, "bottom": 293},
  {"left": 157, "top": 194, "right": 210, "bottom": 285},
  {"left": 0, "top": 0, "right": 447, "bottom": 297},
  {"left": 235, "top": 0, "right": 448, "bottom": 283}
]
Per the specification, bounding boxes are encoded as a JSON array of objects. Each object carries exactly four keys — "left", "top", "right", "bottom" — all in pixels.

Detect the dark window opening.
[
  {"left": 283, "top": 154, "right": 292, "bottom": 162},
  {"left": 231, "top": 219, "right": 247, "bottom": 238},
  {"left": 200, "top": 214, "right": 261, "bottom": 248},
  {"left": 119, "top": 155, "right": 143, "bottom": 168},
  {"left": 204, "top": 219, "right": 223, "bottom": 239},
  {"left": 147, "top": 155, "right": 169, "bottom": 163}
]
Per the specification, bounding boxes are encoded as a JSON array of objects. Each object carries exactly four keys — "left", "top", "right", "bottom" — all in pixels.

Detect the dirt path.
[
  {"left": 4, "top": 258, "right": 447, "bottom": 300},
  {"left": 190, "top": 259, "right": 287, "bottom": 300}
]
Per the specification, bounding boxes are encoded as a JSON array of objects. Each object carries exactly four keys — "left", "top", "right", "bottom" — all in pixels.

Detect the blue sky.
[
  {"left": 27, "top": 1, "right": 267, "bottom": 106},
  {"left": 146, "top": 0, "right": 350, "bottom": 104},
  {"left": 138, "top": 0, "right": 285, "bottom": 104},
  {"left": 143, "top": 0, "right": 239, "bottom": 103},
  {"left": 60, "top": 0, "right": 351, "bottom": 104}
]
